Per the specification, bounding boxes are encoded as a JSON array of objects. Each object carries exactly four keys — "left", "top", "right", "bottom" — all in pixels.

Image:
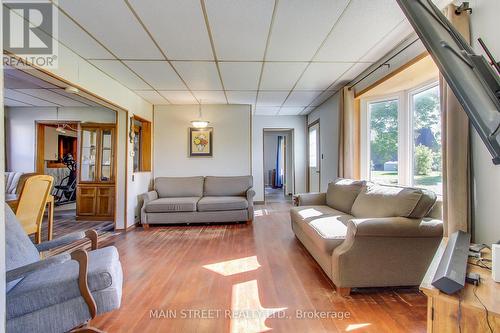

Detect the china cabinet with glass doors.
[{"left": 77, "top": 124, "right": 116, "bottom": 220}]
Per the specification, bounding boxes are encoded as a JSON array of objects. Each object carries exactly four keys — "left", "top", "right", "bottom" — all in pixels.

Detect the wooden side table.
[
  {"left": 6, "top": 194, "right": 55, "bottom": 241},
  {"left": 420, "top": 238, "right": 500, "bottom": 332}
]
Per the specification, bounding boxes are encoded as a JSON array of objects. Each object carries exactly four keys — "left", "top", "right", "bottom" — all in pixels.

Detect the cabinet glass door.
[
  {"left": 81, "top": 129, "right": 97, "bottom": 182},
  {"left": 100, "top": 129, "right": 113, "bottom": 181}
]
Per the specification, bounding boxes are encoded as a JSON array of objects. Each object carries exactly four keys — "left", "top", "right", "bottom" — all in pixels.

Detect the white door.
[{"left": 308, "top": 122, "right": 320, "bottom": 192}]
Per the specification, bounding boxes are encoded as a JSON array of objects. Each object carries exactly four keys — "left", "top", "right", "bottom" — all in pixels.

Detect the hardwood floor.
[{"left": 92, "top": 202, "right": 427, "bottom": 332}]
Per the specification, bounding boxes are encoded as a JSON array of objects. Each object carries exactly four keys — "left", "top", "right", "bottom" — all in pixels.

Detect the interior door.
[{"left": 308, "top": 122, "right": 320, "bottom": 192}]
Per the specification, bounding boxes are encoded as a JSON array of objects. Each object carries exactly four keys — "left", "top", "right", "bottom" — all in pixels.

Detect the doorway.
[
  {"left": 263, "top": 129, "right": 294, "bottom": 203},
  {"left": 308, "top": 120, "right": 320, "bottom": 192}
]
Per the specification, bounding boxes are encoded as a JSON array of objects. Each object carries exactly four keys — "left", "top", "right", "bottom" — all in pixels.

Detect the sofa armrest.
[
  {"left": 246, "top": 188, "right": 256, "bottom": 204},
  {"left": 142, "top": 190, "right": 158, "bottom": 204},
  {"left": 141, "top": 190, "right": 158, "bottom": 225},
  {"left": 347, "top": 217, "right": 443, "bottom": 238},
  {"left": 36, "top": 229, "right": 98, "bottom": 252},
  {"left": 294, "top": 192, "right": 326, "bottom": 206}
]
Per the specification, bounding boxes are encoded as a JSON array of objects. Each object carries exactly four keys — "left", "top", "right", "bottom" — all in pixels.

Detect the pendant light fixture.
[
  {"left": 55, "top": 107, "right": 67, "bottom": 134},
  {"left": 191, "top": 101, "right": 209, "bottom": 128}
]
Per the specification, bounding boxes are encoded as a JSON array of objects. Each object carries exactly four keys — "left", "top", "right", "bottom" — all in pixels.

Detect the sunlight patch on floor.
[
  {"left": 230, "top": 280, "right": 287, "bottom": 333},
  {"left": 203, "top": 256, "right": 261, "bottom": 276},
  {"left": 345, "top": 323, "right": 372, "bottom": 331},
  {"left": 254, "top": 209, "right": 270, "bottom": 217}
]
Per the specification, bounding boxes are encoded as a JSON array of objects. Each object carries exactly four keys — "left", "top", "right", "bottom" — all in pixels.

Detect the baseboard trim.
[{"left": 254, "top": 201, "right": 265, "bottom": 205}]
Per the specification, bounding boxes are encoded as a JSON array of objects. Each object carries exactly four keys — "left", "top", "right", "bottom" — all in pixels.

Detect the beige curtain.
[
  {"left": 338, "top": 87, "right": 360, "bottom": 179},
  {"left": 440, "top": 4, "right": 471, "bottom": 236}
]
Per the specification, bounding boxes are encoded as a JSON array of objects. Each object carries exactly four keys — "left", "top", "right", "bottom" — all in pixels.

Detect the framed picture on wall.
[{"left": 189, "top": 127, "right": 213, "bottom": 157}]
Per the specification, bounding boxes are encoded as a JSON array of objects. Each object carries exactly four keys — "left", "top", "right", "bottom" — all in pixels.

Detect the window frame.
[{"left": 360, "top": 79, "right": 441, "bottom": 194}]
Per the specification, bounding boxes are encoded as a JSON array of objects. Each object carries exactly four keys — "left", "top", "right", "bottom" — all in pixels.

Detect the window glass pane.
[
  {"left": 368, "top": 99, "right": 399, "bottom": 185},
  {"left": 133, "top": 127, "right": 141, "bottom": 172},
  {"left": 412, "top": 85, "right": 442, "bottom": 195},
  {"left": 309, "top": 129, "right": 317, "bottom": 168}
]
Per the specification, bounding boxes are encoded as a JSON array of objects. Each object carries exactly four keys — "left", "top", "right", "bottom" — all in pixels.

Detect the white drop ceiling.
[
  {"left": 3, "top": 68, "right": 101, "bottom": 107},
  {"left": 12, "top": 0, "right": 451, "bottom": 115}
]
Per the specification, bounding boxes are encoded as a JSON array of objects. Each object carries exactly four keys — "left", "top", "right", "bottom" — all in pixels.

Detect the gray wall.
[
  {"left": 307, "top": 92, "right": 341, "bottom": 192},
  {"left": 470, "top": 0, "right": 500, "bottom": 245}
]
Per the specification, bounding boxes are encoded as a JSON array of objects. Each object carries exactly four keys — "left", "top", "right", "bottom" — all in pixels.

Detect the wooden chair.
[{"left": 16, "top": 175, "right": 54, "bottom": 244}]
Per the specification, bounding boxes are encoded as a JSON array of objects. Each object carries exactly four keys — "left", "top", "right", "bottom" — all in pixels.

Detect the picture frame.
[{"left": 189, "top": 127, "right": 213, "bottom": 157}]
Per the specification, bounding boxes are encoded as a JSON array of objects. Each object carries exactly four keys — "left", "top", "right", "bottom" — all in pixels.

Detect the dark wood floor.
[{"left": 92, "top": 202, "right": 427, "bottom": 333}]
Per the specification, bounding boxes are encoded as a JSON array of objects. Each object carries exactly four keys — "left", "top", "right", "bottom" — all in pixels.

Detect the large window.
[{"left": 362, "top": 82, "right": 442, "bottom": 195}]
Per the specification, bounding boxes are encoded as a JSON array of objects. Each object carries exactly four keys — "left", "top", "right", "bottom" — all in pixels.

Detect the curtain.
[
  {"left": 440, "top": 4, "right": 471, "bottom": 236},
  {"left": 338, "top": 87, "right": 360, "bottom": 179},
  {"left": 275, "top": 136, "right": 283, "bottom": 188}
]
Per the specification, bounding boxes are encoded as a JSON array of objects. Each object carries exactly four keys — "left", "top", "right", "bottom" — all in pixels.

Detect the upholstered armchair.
[{"left": 5, "top": 204, "right": 123, "bottom": 333}]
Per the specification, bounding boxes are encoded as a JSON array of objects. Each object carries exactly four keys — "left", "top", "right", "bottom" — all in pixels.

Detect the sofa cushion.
[
  {"left": 293, "top": 212, "right": 351, "bottom": 254},
  {"left": 326, "top": 178, "right": 365, "bottom": 214},
  {"left": 290, "top": 205, "right": 344, "bottom": 221},
  {"left": 204, "top": 176, "right": 252, "bottom": 196},
  {"left": 198, "top": 196, "right": 248, "bottom": 212},
  {"left": 154, "top": 177, "right": 204, "bottom": 198},
  {"left": 146, "top": 197, "right": 200, "bottom": 213},
  {"left": 351, "top": 184, "right": 422, "bottom": 218},
  {"left": 408, "top": 188, "right": 437, "bottom": 218},
  {"left": 7, "top": 246, "right": 122, "bottom": 320}
]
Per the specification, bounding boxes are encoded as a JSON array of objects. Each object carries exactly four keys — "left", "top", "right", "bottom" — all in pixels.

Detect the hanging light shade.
[{"left": 191, "top": 102, "right": 209, "bottom": 128}]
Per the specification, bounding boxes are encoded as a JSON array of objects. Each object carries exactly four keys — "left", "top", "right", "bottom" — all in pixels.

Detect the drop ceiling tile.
[
  {"left": 301, "top": 106, "right": 316, "bottom": 115},
  {"left": 260, "top": 62, "right": 308, "bottom": 90},
  {"left": 205, "top": 0, "right": 274, "bottom": 60},
  {"left": 128, "top": 0, "right": 213, "bottom": 60},
  {"left": 283, "top": 91, "right": 322, "bottom": 106},
  {"left": 254, "top": 106, "right": 280, "bottom": 116},
  {"left": 16, "top": 89, "right": 88, "bottom": 107},
  {"left": 278, "top": 107, "right": 304, "bottom": 115},
  {"left": 266, "top": 0, "right": 350, "bottom": 61},
  {"left": 158, "top": 91, "right": 197, "bottom": 104},
  {"left": 49, "top": 89, "right": 101, "bottom": 106},
  {"left": 226, "top": 91, "right": 257, "bottom": 105},
  {"left": 328, "top": 62, "right": 373, "bottom": 90},
  {"left": 256, "top": 91, "right": 289, "bottom": 106},
  {"left": 310, "top": 90, "right": 337, "bottom": 107},
  {"left": 125, "top": 61, "right": 186, "bottom": 90},
  {"left": 219, "top": 62, "right": 261, "bottom": 90},
  {"left": 58, "top": 12, "right": 113, "bottom": 59},
  {"left": 295, "top": 62, "right": 353, "bottom": 90},
  {"left": 4, "top": 89, "right": 59, "bottom": 107},
  {"left": 192, "top": 91, "right": 227, "bottom": 104},
  {"left": 315, "top": 0, "right": 405, "bottom": 61},
  {"left": 172, "top": 62, "right": 222, "bottom": 90},
  {"left": 359, "top": 20, "right": 413, "bottom": 63},
  {"left": 4, "top": 97, "right": 32, "bottom": 107},
  {"left": 134, "top": 90, "right": 170, "bottom": 105},
  {"left": 4, "top": 70, "right": 58, "bottom": 89},
  {"left": 58, "top": 0, "right": 162, "bottom": 59},
  {"left": 90, "top": 60, "right": 150, "bottom": 90}
]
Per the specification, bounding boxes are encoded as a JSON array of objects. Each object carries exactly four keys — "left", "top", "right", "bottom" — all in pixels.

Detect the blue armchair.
[{"left": 5, "top": 204, "right": 123, "bottom": 333}]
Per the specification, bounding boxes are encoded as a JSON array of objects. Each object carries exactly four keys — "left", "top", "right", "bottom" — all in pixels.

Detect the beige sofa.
[
  {"left": 291, "top": 178, "right": 443, "bottom": 296},
  {"left": 141, "top": 176, "right": 255, "bottom": 226}
]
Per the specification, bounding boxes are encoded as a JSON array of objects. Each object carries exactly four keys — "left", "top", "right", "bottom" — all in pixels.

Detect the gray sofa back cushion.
[
  {"left": 204, "top": 176, "right": 252, "bottom": 196},
  {"left": 351, "top": 184, "right": 423, "bottom": 218},
  {"left": 5, "top": 204, "right": 40, "bottom": 293},
  {"left": 408, "top": 188, "right": 437, "bottom": 218},
  {"left": 326, "top": 178, "right": 366, "bottom": 214},
  {"left": 154, "top": 177, "right": 204, "bottom": 198}
]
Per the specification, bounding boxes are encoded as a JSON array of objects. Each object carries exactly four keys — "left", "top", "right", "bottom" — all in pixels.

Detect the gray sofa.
[
  {"left": 291, "top": 178, "right": 443, "bottom": 296},
  {"left": 141, "top": 176, "right": 255, "bottom": 226}
]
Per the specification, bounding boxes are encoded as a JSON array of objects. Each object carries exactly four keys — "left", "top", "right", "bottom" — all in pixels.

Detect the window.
[
  {"left": 131, "top": 116, "right": 152, "bottom": 173},
  {"left": 411, "top": 84, "right": 442, "bottom": 195},
  {"left": 361, "top": 82, "right": 442, "bottom": 195},
  {"left": 368, "top": 99, "right": 399, "bottom": 185},
  {"left": 309, "top": 128, "right": 317, "bottom": 168}
]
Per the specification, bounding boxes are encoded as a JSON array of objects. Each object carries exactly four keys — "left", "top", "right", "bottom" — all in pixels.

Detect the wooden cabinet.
[
  {"left": 421, "top": 238, "right": 500, "bottom": 332},
  {"left": 76, "top": 124, "right": 116, "bottom": 220}
]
